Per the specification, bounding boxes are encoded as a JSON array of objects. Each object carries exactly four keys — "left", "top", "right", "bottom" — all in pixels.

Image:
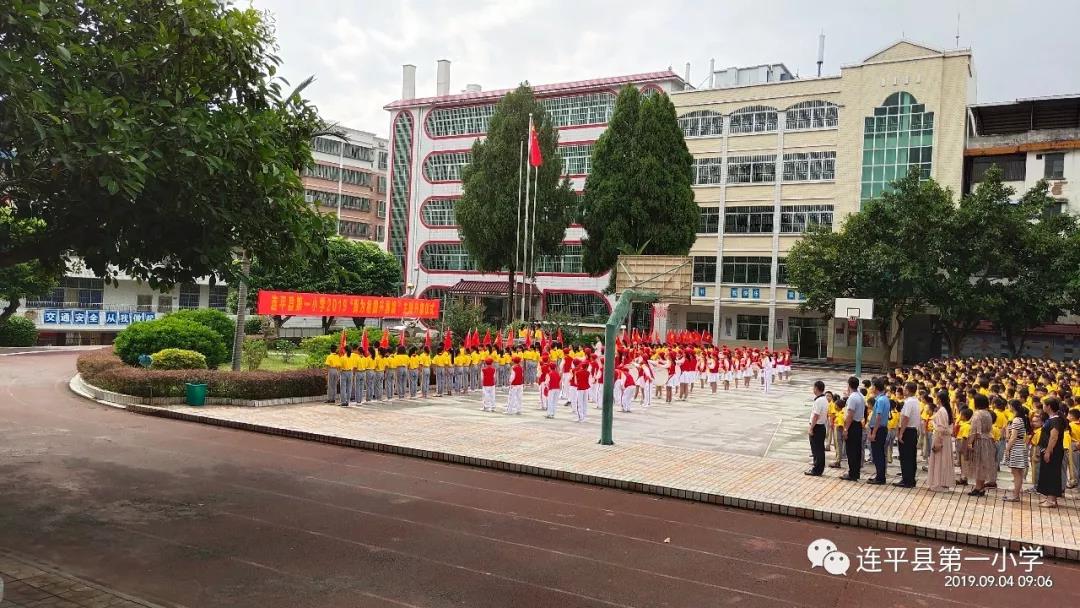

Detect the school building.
[
  {"left": 382, "top": 60, "right": 687, "bottom": 323},
  {"left": 302, "top": 126, "right": 389, "bottom": 245},
  {"left": 667, "top": 40, "right": 975, "bottom": 363}
]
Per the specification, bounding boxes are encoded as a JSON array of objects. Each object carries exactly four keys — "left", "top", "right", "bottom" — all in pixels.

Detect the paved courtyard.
[{"left": 110, "top": 365, "right": 1080, "bottom": 561}]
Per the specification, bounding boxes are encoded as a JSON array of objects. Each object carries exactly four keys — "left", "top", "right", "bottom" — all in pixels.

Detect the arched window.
[
  {"left": 421, "top": 198, "right": 458, "bottom": 227},
  {"left": 861, "top": 92, "right": 934, "bottom": 202},
  {"left": 419, "top": 242, "right": 477, "bottom": 271},
  {"left": 730, "top": 105, "right": 778, "bottom": 134},
  {"left": 678, "top": 110, "right": 724, "bottom": 138},
  {"left": 541, "top": 92, "right": 615, "bottom": 127},
  {"left": 423, "top": 151, "right": 471, "bottom": 182},
  {"left": 786, "top": 100, "right": 839, "bottom": 131},
  {"left": 426, "top": 105, "right": 496, "bottom": 137}
]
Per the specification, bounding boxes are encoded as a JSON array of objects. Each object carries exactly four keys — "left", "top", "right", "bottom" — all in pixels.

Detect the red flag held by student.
[
  {"left": 506, "top": 327, "right": 514, "bottom": 347},
  {"left": 555, "top": 328, "right": 564, "bottom": 345},
  {"left": 379, "top": 328, "right": 390, "bottom": 350},
  {"left": 443, "top": 330, "right": 453, "bottom": 352},
  {"left": 483, "top": 329, "right": 492, "bottom": 347},
  {"left": 524, "top": 330, "right": 532, "bottom": 348},
  {"left": 424, "top": 328, "right": 431, "bottom": 351},
  {"left": 494, "top": 329, "right": 503, "bottom": 350},
  {"left": 361, "top": 331, "right": 370, "bottom": 355},
  {"left": 400, "top": 327, "right": 407, "bottom": 348},
  {"left": 529, "top": 123, "right": 543, "bottom": 167},
  {"left": 337, "top": 329, "right": 347, "bottom": 355}
]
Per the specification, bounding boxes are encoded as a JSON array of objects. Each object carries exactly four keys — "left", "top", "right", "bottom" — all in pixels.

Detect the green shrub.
[
  {"left": 300, "top": 334, "right": 336, "bottom": 367},
  {"left": 242, "top": 337, "right": 268, "bottom": 370},
  {"left": 245, "top": 317, "right": 266, "bottom": 335},
  {"left": 168, "top": 309, "right": 235, "bottom": 355},
  {"left": 150, "top": 348, "right": 207, "bottom": 370},
  {"left": 273, "top": 338, "right": 297, "bottom": 362},
  {"left": 78, "top": 350, "right": 325, "bottom": 399},
  {"left": 114, "top": 317, "right": 229, "bottom": 368},
  {"left": 0, "top": 316, "right": 38, "bottom": 346}
]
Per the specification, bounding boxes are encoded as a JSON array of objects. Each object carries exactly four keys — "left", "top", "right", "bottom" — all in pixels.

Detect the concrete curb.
[
  {"left": 122, "top": 403, "right": 1079, "bottom": 562},
  {"left": 70, "top": 374, "right": 325, "bottom": 408}
]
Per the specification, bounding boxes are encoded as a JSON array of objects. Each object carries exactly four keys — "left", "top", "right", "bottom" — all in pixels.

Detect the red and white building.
[{"left": 382, "top": 60, "right": 686, "bottom": 321}]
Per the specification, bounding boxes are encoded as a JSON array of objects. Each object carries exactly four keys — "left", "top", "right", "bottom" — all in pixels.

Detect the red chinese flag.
[
  {"left": 424, "top": 329, "right": 432, "bottom": 351},
  {"left": 494, "top": 330, "right": 503, "bottom": 350},
  {"left": 528, "top": 124, "right": 543, "bottom": 167},
  {"left": 379, "top": 328, "right": 390, "bottom": 350},
  {"left": 524, "top": 331, "right": 532, "bottom": 348},
  {"left": 556, "top": 328, "right": 564, "bottom": 345},
  {"left": 361, "top": 331, "right": 370, "bottom": 355},
  {"left": 337, "top": 329, "right": 347, "bottom": 355},
  {"left": 506, "top": 328, "right": 514, "bottom": 346},
  {"left": 400, "top": 327, "right": 407, "bottom": 348},
  {"left": 483, "top": 329, "right": 492, "bottom": 347},
  {"left": 443, "top": 330, "right": 453, "bottom": 352}
]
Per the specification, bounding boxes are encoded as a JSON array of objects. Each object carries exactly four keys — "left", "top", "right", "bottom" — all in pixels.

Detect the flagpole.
[
  {"left": 514, "top": 138, "right": 525, "bottom": 321},
  {"left": 528, "top": 157, "right": 540, "bottom": 323},
  {"left": 521, "top": 113, "right": 533, "bottom": 323}
]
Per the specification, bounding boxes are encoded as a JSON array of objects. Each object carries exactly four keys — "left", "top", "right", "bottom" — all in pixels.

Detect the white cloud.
[{"left": 252, "top": 0, "right": 1080, "bottom": 138}]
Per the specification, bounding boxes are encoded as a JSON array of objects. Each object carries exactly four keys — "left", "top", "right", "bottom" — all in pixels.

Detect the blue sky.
[{"left": 251, "top": 0, "right": 1080, "bottom": 137}]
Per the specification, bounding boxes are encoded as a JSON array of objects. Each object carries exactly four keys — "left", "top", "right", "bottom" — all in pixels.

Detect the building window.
[
  {"left": 542, "top": 92, "right": 615, "bottom": 128},
  {"left": 971, "top": 154, "right": 1026, "bottom": 182},
  {"left": 692, "top": 256, "right": 716, "bottom": 283},
  {"left": 419, "top": 242, "right": 477, "bottom": 271},
  {"left": 419, "top": 287, "right": 450, "bottom": 315},
  {"left": 724, "top": 205, "right": 773, "bottom": 234},
  {"left": 302, "top": 163, "right": 373, "bottom": 186},
  {"left": 421, "top": 198, "right": 458, "bottom": 226},
  {"left": 785, "top": 100, "right": 839, "bottom": 131},
  {"left": 691, "top": 157, "right": 724, "bottom": 185},
  {"left": 729, "top": 105, "right": 778, "bottom": 134},
  {"left": 678, "top": 110, "right": 724, "bottom": 138},
  {"left": 780, "top": 204, "right": 833, "bottom": 233},
  {"left": 535, "top": 244, "right": 584, "bottom": 274},
  {"left": 305, "top": 189, "right": 371, "bottom": 212},
  {"left": 179, "top": 284, "right": 200, "bottom": 310},
  {"left": 426, "top": 104, "right": 497, "bottom": 137},
  {"left": 136, "top": 294, "right": 153, "bottom": 312},
  {"left": 722, "top": 256, "right": 772, "bottom": 284},
  {"left": 685, "top": 317, "right": 713, "bottom": 336},
  {"left": 736, "top": 314, "right": 769, "bottom": 341},
  {"left": 311, "top": 137, "right": 375, "bottom": 162},
  {"left": 1044, "top": 152, "right": 1065, "bottom": 179},
  {"left": 559, "top": 143, "right": 594, "bottom": 175},
  {"left": 544, "top": 292, "right": 609, "bottom": 319},
  {"left": 339, "top": 219, "right": 370, "bottom": 238},
  {"left": 208, "top": 286, "right": 228, "bottom": 311},
  {"left": 377, "top": 201, "right": 387, "bottom": 218},
  {"left": 698, "top": 207, "right": 720, "bottom": 234},
  {"left": 727, "top": 154, "right": 776, "bottom": 184},
  {"left": 157, "top": 295, "right": 174, "bottom": 314},
  {"left": 389, "top": 112, "right": 414, "bottom": 269},
  {"left": 782, "top": 151, "right": 836, "bottom": 182},
  {"left": 376, "top": 225, "right": 385, "bottom": 241},
  {"left": 59, "top": 276, "right": 105, "bottom": 309},
  {"left": 377, "top": 176, "right": 386, "bottom": 193},
  {"left": 423, "top": 151, "right": 471, "bottom": 182},
  {"left": 378, "top": 150, "right": 388, "bottom": 170},
  {"left": 777, "top": 258, "right": 789, "bottom": 285},
  {"left": 860, "top": 91, "right": 934, "bottom": 202}
]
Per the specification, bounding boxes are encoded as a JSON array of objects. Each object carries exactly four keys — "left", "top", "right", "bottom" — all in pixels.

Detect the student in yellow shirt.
[
  {"left": 394, "top": 346, "right": 410, "bottom": 399},
  {"left": 1068, "top": 408, "right": 1080, "bottom": 489},
  {"left": 374, "top": 349, "right": 388, "bottom": 401},
  {"left": 470, "top": 348, "right": 482, "bottom": 391},
  {"left": 407, "top": 347, "right": 421, "bottom": 399},
  {"left": 432, "top": 347, "right": 449, "bottom": 396},
  {"left": 418, "top": 347, "right": 432, "bottom": 399},
  {"left": 885, "top": 401, "right": 900, "bottom": 464},
  {"left": 454, "top": 348, "right": 470, "bottom": 395},
  {"left": 956, "top": 408, "right": 973, "bottom": 485},
  {"left": 345, "top": 346, "right": 363, "bottom": 405},
  {"left": 1029, "top": 412, "right": 1044, "bottom": 486},
  {"left": 358, "top": 348, "right": 373, "bottom": 403},
  {"left": 324, "top": 350, "right": 342, "bottom": 404},
  {"left": 337, "top": 345, "right": 356, "bottom": 407},
  {"left": 991, "top": 396, "right": 1009, "bottom": 471},
  {"left": 829, "top": 394, "right": 846, "bottom": 468}
]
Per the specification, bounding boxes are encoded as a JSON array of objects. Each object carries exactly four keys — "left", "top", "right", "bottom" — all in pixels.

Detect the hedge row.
[{"left": 78, "top": 349, "right": 325, "bottom": 400}]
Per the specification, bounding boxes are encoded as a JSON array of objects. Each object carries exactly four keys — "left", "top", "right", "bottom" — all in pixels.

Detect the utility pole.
[{"left": 230, "top": 250, "right": 251, "bottom": 371}]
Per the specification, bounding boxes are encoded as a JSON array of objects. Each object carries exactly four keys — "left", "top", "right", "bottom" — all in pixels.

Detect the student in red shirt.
[
  {"left": 573, "top": 360, "right": 591, "bottom": 422},
  {"left": 480, "top": 357, "right": 497, "bottom": 412},
  {"left": 544, "top": 363, "right": 562, "bottom": 419}
]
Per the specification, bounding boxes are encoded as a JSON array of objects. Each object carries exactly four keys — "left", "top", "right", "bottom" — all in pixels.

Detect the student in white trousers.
[
  {"left": 762, "top": 356, "right": 774, "bottom": 394},
  {"left": 506, "top": 357, "right": 524, "bottom": 415}
]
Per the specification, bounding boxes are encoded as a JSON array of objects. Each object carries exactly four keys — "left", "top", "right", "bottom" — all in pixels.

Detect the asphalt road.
[{"left": 1, "top": 351, "right": 1078, "bottom": 608}]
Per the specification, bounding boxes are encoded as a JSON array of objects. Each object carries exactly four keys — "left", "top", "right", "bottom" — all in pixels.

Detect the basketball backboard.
[{"left": 834, "top": 297, "right": 874, "bottom": 320}]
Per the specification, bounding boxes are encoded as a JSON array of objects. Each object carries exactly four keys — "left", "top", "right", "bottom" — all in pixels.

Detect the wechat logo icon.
[{"left": 807, "top": 538, "right": 850, "bottom": 576}]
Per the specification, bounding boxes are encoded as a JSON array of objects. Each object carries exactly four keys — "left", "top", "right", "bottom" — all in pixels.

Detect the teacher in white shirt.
[{"left": 806, "top": 380, "right": 828, "bottom": 476}]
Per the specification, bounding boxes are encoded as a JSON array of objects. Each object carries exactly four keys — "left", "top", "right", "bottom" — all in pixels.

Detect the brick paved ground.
[
  {"left": 0, "top": 550, "right": 171, "bottom": 608},
  {"left": 121, "top": 369, "right": 1080, "bottom": 561}
]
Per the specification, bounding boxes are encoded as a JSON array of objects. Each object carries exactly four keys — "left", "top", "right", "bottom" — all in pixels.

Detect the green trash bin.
[{"left": 185, "top": 382, "right": 208, "bottom": 406}]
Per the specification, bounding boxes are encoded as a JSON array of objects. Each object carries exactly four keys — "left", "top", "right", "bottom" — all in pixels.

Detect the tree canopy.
[
  {"left": 580, "top": 86, "right": 697, "bottom": 276},
  {"left": 455, "top": 84, "right": 576, "bottom": 319},
  {"left": 0, "top": 0, "right": 328, "bottom": 290}
]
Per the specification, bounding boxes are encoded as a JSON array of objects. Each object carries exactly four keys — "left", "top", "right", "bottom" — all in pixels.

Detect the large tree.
[
  {"left": 0, "top": 0, "right": 327, "bottom": 288},
  {"left": 580, "top": 86, "right": 697, "bottom": 276},
  {"left": 787, "top": 170, "right": 952, "bottom": 369},
  {"left": 456, "top": 84, "right": 576, "bottom": 320}
]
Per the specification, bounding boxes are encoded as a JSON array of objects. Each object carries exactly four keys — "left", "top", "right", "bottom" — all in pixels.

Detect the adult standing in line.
[
  {"left": 967, "top": 394, "right": 998, "bottom": 497},
  {"left": 324, "top": 348, "right": 342, "bottom": 404},
  {"left": 866, "top": 377, "right": 891, "bottom": 485},
  {"left": 806, "top": 380, "right": 828, "bottom": 476},
  {"left": 841, "top": 376, "right": 866, "bottom": 481},
  {"left": 1036, "top": 397, "right": 1068, "bottom": 508},
  {"left": 926, "top": 389, "right": 956, "bottom": 492},
  {"left": 1001, "top": 400, "right": 1030, "bottom": 502},
  {"left": 894, "top": 381, "right": 921, "bottom": 487}
]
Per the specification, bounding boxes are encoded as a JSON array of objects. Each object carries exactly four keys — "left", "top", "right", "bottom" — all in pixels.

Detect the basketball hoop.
[{"left": 847, "top": 316, "right": 858, "bottom": 330}]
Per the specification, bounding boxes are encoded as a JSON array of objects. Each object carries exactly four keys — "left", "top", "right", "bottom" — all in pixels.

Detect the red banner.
[{"left": 256, "top": 290, "right": 440, "bottom": 319}]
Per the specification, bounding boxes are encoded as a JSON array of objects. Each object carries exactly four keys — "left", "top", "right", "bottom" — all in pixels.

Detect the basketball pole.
[{"left": 855, "top": 318, "right": 863, "bottom": 377}]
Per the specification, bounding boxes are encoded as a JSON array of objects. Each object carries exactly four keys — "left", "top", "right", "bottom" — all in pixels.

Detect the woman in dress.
[
  {"left": 927, "top": 390, "right": 955, "bottom": 492},
  {"left": 967, "top": 394, "right": 998, "bottom": 497},
  {"left": 1036, "top": 397, "right": 1068, "bottom": 508},
  {"left": 1002, "top": 400, "right": 1031, "bottom": 502}
]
